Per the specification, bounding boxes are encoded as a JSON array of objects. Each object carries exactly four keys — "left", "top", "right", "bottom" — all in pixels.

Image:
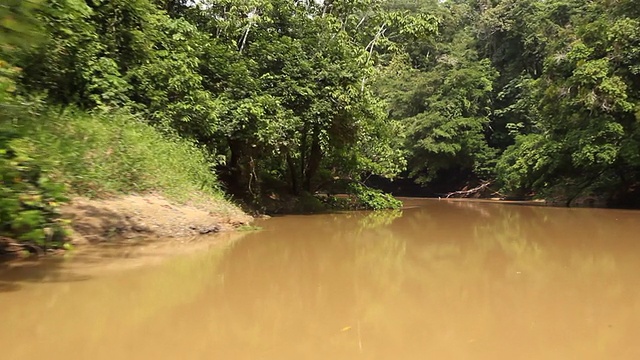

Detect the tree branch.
[{"left": 445, "top": 181, "right": 493, "bottom": 198}]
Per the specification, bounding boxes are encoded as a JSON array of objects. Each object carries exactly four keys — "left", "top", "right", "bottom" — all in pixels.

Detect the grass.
[
  {"left": 236, "top": 224, "right": 263, "bottom": 232},
  {"left": 3, "top": 101, "right": 227, "bottom": 204}
]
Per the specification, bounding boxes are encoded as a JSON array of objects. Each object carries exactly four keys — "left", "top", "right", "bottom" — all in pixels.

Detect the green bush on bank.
[
  {"left": 0, "top": 129, "right": 69, "bottom": 246},
  {"left": 5, "top": 102, "right": 223, "bottom": 201},
  {"left": 347, "top": 183, "right": 402, "bottom": 210},
  {"left": 316, "top": 183, "right": 402, "bottom": 211},
  {"left": 0, "top": 100, "right": 226, "bottom": 247}
]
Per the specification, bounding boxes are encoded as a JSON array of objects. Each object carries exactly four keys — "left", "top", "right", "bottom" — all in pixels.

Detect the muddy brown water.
[{"left": 2, "top": 198, "right": 640, "bottom": 359}]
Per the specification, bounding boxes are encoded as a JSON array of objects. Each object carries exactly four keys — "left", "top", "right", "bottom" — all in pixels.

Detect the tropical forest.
[{"left": 2, "top": 0, "right": 640, "bottom": 249}]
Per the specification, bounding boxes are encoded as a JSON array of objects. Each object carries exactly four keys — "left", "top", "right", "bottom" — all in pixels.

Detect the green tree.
[
  {"left": 374, "top": 0, "right": 497, "bottom": 189},
  {"left": 493, "top": 0, "right": 640, "bottom": 204}
]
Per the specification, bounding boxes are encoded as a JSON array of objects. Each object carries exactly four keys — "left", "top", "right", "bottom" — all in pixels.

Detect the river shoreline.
[
  {"left": 63, "top": 194, "right": 252, "bottom": 244},
  {"left": 0, "top": 193, "right": 253, "bottom": 260},
  {"left": 401, "top": 196, "right": 614, "bottom": 208},
  {"left": 0, "top": 194, "right": 612, "bottom": 261}
]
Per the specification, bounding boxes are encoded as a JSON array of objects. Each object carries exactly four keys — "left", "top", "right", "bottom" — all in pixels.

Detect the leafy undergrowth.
[
  {"left": 9, "top": 103, "right": 223, "bottom": 201},
  {"left": 318, "top": 183, "right": 403, "bottom": 211},
  {"left": 261, "top": 184, "right": 402, "bottom": 214},
  {"left": 0, "top": 100, "right": 233, "bottom": 251},
  {"left": 1, "top": 129, "right": 69, "bottom": 248},
  {"left": 346, "top": 183, "right": 402, "bottom": 210}
]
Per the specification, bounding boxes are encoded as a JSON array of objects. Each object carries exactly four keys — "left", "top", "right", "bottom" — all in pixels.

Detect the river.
[{"left": 1, "top": 199, "right": 640, "bottom": 359}]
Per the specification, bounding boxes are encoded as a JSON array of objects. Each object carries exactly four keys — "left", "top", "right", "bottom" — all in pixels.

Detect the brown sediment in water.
[{"left": 4, "top": 199, "right": 640, "bottom": 359}]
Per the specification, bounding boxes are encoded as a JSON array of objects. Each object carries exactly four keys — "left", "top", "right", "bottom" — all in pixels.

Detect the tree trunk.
[
  {"left": 286, "top": 152, "right": 299, "bottom": 195},
  {"left": 227, "top": 138, "right": 249, "bottom": 197},
  {"left": 304, "top": 126, "right": 322, "bottom": 192},
  {"left": 300, "top": 123, "right": 309, "bottom": 183}
]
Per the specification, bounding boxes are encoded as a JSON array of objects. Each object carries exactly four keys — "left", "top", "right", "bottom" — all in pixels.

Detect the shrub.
[
  {"left": 0, "top": 130, "right": 69, "bottom": 246},
  {"left": 0, "top": 99, "right": 230, "bottom": 248},
  {"left": 9, "top": 103, "right": 224, "bottom": 202},
  {"left": 347, "top": 183, "right": 402, "bottom": 210}
]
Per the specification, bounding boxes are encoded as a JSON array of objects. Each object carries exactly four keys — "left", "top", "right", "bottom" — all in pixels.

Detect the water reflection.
[{"left": 2, "top": 200, "right": 640, "bottom": 359}]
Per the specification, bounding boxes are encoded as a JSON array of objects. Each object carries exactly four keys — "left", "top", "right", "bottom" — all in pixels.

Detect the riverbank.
[
  {"left": 1, "top": 193, "right": 253, "bottom": 259},
  {"left": 1, "top": 105, "right": 253, "bottom": 258},
  {"left": 63, "top": 194, "right": 252, "bottom": 245}
]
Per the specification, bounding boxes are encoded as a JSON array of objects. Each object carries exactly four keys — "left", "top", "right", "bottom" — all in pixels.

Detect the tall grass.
[{"left": 4, "top": 103, "right": 225, "bottom": 203}]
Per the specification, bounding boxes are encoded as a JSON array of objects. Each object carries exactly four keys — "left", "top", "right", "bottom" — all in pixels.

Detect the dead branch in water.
[{"left": 445, "top": 181, "right": 494, "bottom": 198}]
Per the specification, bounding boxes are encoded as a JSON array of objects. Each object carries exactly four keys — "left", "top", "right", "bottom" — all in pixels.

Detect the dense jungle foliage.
[
  {"left": 2, "top": 0, "right": 640, "bottom": 246},
  {"left": 374, "top": 0, "right": 640, "bottom": 206}
]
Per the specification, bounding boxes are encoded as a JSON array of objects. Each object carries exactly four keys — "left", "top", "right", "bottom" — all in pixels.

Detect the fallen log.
[{"left": 445, "top": 181, "right": 494, "bottom": 198}]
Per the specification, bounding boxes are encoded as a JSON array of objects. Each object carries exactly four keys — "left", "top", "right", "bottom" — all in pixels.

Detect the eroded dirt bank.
[{"left": 63, "top": 194, "right": 253, "bottom": 245}]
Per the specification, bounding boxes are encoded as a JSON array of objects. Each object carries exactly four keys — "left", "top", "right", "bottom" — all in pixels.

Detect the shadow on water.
[
  {"left": 0, "top": 202, "right": 150, "bottom": 293},
  {"left": 0, "top": 256, "right": 92, "bottom": 292},
  {"left": 0, "top": 230, "right": 247, "bottom": 295},
  {"left": 0, "top": 281, "right": 21, "bottom": 292}
]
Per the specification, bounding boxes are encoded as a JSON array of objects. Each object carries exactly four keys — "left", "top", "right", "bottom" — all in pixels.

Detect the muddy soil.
[{"left": 62, "top": 194, "right": 253, "bottom": 245}]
